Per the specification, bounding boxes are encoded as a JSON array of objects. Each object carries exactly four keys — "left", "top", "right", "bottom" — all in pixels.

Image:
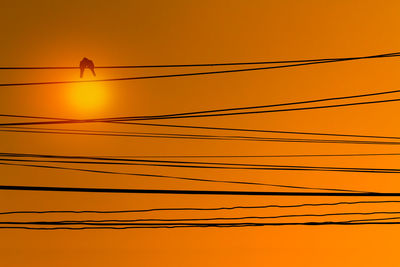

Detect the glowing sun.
[{"left": 67, "top": 82, "right": 109, "bottom": 114}]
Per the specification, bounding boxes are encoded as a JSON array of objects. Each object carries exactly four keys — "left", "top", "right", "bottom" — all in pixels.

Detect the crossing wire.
[
  {"left": 0, "top": 52, "right": 399, "bottom": 87},
  {"left": 1, "top": 185, "right": 400, "bottom": 196},
  {"left": 2, "top": 200, "right": 400, "bottom": 215},
  {"left": 1, "top": 51, "right": 399, "bottom": 70}
]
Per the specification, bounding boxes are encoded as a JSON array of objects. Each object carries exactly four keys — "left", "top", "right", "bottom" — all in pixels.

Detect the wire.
[
  {"left": 0, "top": 60, "right": 343, "bottom": 87},
  {"left": 5, "top": 86, "right": 400, "bottom": 122},
  {"left": 0, "top": 185, "right": 399, "bottom": 196},
  {"left": 3, "top": 123, "right": 400, "bottom": 142},
  {"left": 1, "top": 51, "right": 398, "bottom": 70},
  {"left": 3, "top": 150, "right": 400, "bottom": 159},
  {"left": 9, "top": 221, "right": 400, "bottom": 230},
  {"left": 108, "top": 89, "right": 400, "bottom": 121},
  {"left": 97, "top": 89, "right": 400, "bottom": 121},
  {"left": 4, "top": 218, "right": 400, "bottom": 230},
  {"left": 0, "top": 52, "right": 398, "bottom": 87},
  {"left": 2, "top": 200, "right": 400, "bottom": 215},
  {"left": 2, "top": 96, "right": 400, "bottom": 127},
  {"left": 123, "top": 98, "right": 400, "bottom": 121},
  {"left": 116, "top": 122, "right": 400, "bottom": 140},
  {"left": 96, "top": 153, "right": 400, "bottom": 158},
  {"left": 4, "top": 211, "right": 400, "bottom": 224},
  {"left": 0, "top": 160, "right": 362, "bottom": 193},
  {"left": 3, "top": 128, "right": 400, "bottom": 145},
  {"left": 0, "top": 161, "right": 369, "bottom": 193},
  {"left": 4, "top": 86, "right": 400, "bottom": 121},
  {"left": 1, "top": 156, "right": 400, "bottom": 174}
]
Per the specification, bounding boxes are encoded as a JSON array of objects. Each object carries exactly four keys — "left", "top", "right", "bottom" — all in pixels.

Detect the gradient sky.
[{"left": 2, "top": 1, "right": 400, "bottom": 266}]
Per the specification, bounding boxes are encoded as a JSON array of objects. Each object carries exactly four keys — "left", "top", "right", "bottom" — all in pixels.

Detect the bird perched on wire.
[{"left": 79, "top": 57, "right": 96, "bottom": 78}]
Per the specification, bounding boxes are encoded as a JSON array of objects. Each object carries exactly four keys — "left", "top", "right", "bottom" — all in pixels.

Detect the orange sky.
[{"left": 1, "top": 1, "right": 400, "bottom": 266}]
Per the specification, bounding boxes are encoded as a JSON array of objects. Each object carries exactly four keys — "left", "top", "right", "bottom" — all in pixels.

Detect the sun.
[{"left": 67, "top": 82, "right": 109, "bottom": 114}]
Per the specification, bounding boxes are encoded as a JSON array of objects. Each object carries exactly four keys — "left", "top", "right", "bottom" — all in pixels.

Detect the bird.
[{"left": 79, "top": 57, "right": 96, "bottom": 78}]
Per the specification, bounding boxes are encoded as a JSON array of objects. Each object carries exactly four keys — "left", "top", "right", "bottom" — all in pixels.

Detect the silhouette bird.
[{"left": 79, "top": 57, "right": 96, "bottom": 78}]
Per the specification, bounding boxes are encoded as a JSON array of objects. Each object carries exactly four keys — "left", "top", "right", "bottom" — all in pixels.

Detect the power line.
[
  {"left": 3, "top": 150, "right": 400, "bottom": 159},
  {"left": 109, "top": 89, "right": 400, "bottom": 121},
  {"left": 5, "top": 121, "right": 400, "bottom": 142},
  {"left": 6, "top": 124, "right": 400, "bottom": 141},
  {"left": 4, "top": 211, "right": 400, "bottom": 228},
  {"left": 4, "top": 86, "right": 400, "bottom": 122},
  {"left": 5, "top": 85, "right": 400, "bottom": 122},
  {"left": 3, "top": 118, "right": 400, "bottom": 142},
  {"left": 3, "top": 128, "right": 400, "bottom": 145},
  {"left": 104, "top": 153, "right": 400, "bottom": 158},
  {"left": 0, "top": 60, "right": 344, "bottom": 87},
  {"left": 1, "top": 156, "right": 400, "bottom": 174},
  {"left": 0, "top": 161, "right": 363, "bottom": 193},
  {"left": 1, "top": 185, "right": 400, "bottom": 196},
  {"left": 0, "top": 52, "right": 398, "bottom": 87},
  {"left": 1, "top": 51, "right": 398, "bottom": 70},
  {"left": 2, "top": 96, "right": 400, "bottom": 127},
  {"left": 3, "top": 86, "right": 400, "bottom": 126},
  {"left": 4, "top": 219, "right": 400, "bottom": 230},
  {"left": 116, "top": 122, "right": 400, "bottom": 141},
  {"left": 2, "top": 200, "right": 400, "bottom": 215},
  {"left": 124, "top": 98, "right": 400, "bottom": 121},
  {"left": 4, "top": 211, "right": 400, "bottom": 224}
]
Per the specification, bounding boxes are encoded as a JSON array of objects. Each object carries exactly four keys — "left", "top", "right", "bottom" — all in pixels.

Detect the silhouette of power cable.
[
  {"left": 7, "top": 124, "right": 397, "bottom": 141},
  {"left": 7, "top": 128, "right": 351, "bottom": 143},
  {"left": 2, "top": 97, "right": 400, "bottom": 127},
  {"left": 1, "top": 51, "right": 398, "bottom": 70},
  {"left": 3, "top": 150, "right": 400, "bottom": 159},
  {"left": 116, "top": 122, "right": 400, "bottom": 140},
  {"left": 4, "top": 117, "right": 400, "bottom": 141},
  {"left": 2, "top": 200, "right": 400, "bottom": 215},
  {"left": 1, "top": 156, "right": 400, "bottom": 174},
  {"left": 6, "top": 86, "right": 400, "bottom": 122},
  {"left": 98, "top": 153, "right": 399, "bottom": 158},
  {"left": 5, "top": 218, "right": 400, "bottom": 230},
  {"left": 107, "top": 89, "right": 400, "bottom": 121},
  {"left": 30, "top": 87, "right": 400, "bottom": 121},
  {"left": 3, "top": 127, "right": 400, "bottom": 145},
  {"left": 4, "top": 120, "right": 400, "bottom": 142},
  {"left": 0, "top": 52, "right": 398, "bottom": 87},
  {"left": 0, "top": 161, "right": 368, "bottom": 193},
  {"left": 0, "top": 60, "right": 344, "bottom": 87},
  {"left": 4, "top": 211, "right": 400, "bottom": 225},
  {"left": 4, "top": 123, "right": 400, "bottom": 143},
  {"left": 0, "top": 161, "right": 362, "bottom": 193},
  {"left": 4, "top": 86, "right": 400, "bottom": 121},
  {"left": 120, "top": 98, "right": 400, "bottom": 121},
  {"left": 2, "top": 185, "right": 400, "bottom": 196}
]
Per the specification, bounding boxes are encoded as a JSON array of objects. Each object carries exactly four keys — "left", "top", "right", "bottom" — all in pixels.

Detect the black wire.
[
  {"left": 3, "top": 151, "right": 400, "bottom": 159},
  {"left": 4, "top": 211, "right": 400, "bottom": 224},
  {"left": 1, "top": 156, "right": 400, "bottom": 174},
  {"left": 5, "top": 86, "right": 400, "bottom": 121},
  {"left": 87, "top": 153, "right": 400, "bottom": 158},
  {"left": 106, "top": 89, "right": 400, "bottom": 121},
  {"left": 2, "top": 200, "right": 400, "bottom": 215},
  {"left": 3, "top": 128, "right": 400, "bottom": 145},
  {"left": 1, "top": 52, "right": 399, "bottom": 87},
  {"left": 4, "top": 220, "right": 400, "bottom": 230},
  {"left": 13, "top": 86, "right": 400, "bottom": 122},
  {"left": 3, "top": 123, "right": 400, "bottom": 141},
  {"left": 1, "top": 185, "right": 400, "bottom": 196},
  {"left": 1, "top": 51, "right": 398, "bottom": 70},
  {"left": 0, "top": 60, "right": 340, "bottom": 87},
  {"left": 123, "top": 98, "right": 400, "bottom": 121},
  {"left": 118, "top": 122, "right": 400, "bottom": 140},
  {"left": 0, "top": 160, "right": 363, "bottom": 193},
  {"left": 2, "top": 97, "right": 400, "bottom": 127}
]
